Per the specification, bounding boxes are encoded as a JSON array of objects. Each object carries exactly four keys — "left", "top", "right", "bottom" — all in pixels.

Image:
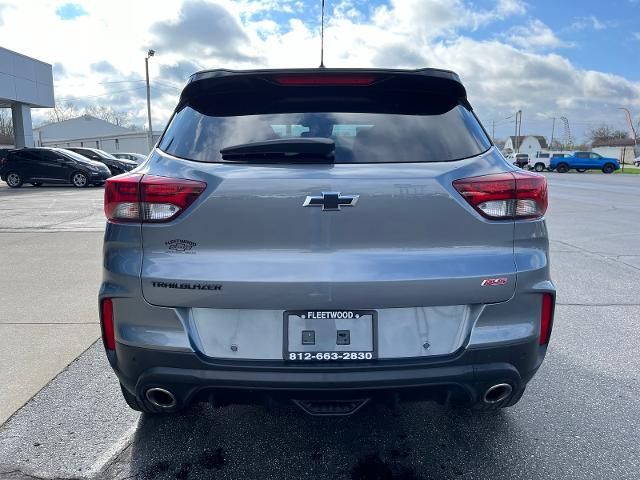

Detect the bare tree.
[
  {"left": 84, "top": 105, "right": 133, "bottom": 127},
  {"left": 586, "top": 124, "right": 629, "bottom": 145},
  {"left": 46, "top": 101, "right": 80, "bottom": 123},
  {"left": 0, "top": 109, "right": 14, "bottom": 137},
  {"left": 41, "top": 102, "right": 143, "bottom": 130}
]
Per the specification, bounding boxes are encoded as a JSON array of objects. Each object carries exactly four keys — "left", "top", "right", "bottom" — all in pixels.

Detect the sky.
[{"left": 0, "top": 0, "right": 639, "bottom": 143}]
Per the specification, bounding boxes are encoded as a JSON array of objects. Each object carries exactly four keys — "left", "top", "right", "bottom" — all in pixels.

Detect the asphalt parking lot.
[{"left": 0, "top": 174, "right": 638, "bottom": 480}]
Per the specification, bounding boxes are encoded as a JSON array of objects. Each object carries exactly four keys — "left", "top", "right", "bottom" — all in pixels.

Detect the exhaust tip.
[
  {"left": 145, "top": 387, "right": 177, "bottom": 409},
  {"left": 483, "top": 383, "right": 513, "bottom": 404}
]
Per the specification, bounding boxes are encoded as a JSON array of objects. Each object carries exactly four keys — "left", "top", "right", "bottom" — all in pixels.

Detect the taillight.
[
  {"left": 452, "top": 171, "right": 548, "bottom": 220},
  {"left": 104, "top": 174, "right": 206, "bottom": 223},
  {"left": 100, "top": 298, "right": 115, "bottom": 351},
  {"left": 271, "top": 74, "right": 377, "bottom": 86},
  {"left": 540, "top": 293, "right": 555, "bottom": 345},
  {"left": 104, "top": 173, "right": 142, "bottom": 221}
]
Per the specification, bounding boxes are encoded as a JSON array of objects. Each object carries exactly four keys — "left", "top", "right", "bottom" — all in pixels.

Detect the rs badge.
[{"left": 481, "top": 278, "right": 508, "bottom": 286}]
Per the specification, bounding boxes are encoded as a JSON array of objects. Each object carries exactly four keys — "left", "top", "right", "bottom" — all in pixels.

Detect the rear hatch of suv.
[{"left": 119, "top": 69, "right": 543, "bottom": 359}]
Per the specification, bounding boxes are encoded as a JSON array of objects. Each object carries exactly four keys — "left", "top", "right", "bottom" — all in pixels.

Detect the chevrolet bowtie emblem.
[{"left": 303, "top": 192, "right": 359, "bottom": 211}]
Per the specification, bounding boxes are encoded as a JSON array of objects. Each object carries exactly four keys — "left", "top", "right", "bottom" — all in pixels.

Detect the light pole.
[
  {"left": 514, "top": 110, "right": 522, "bottom": 152},
  {"left": 619, "top": 107, "right": 637, "bottom": 146},
  {"left": 145, "top": 49, "right": 155, "bottom": 151},
  {"left": 619, "top": 107, "right": 637, "bottom": 172}
]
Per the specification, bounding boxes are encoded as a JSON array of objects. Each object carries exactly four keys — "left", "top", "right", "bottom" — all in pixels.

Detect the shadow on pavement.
[{"left": 112, "top": 401, "right": 520, "bottom": 480}]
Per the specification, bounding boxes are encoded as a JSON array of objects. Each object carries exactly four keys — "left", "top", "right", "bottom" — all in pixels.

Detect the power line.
[
  {"left": 55, "top": 79, "right": 145, "bottom": 88},
  {"left": 154, "top": 81, "right": 181, "bottom": 92},
  {"left": 55, "top": 86, "right": 147, "bottom": 101}
]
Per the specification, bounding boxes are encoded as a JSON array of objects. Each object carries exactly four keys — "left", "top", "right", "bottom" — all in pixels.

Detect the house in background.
[
  {"left": 591, "top": 137, "right": 637, "bottom": 164},
  {"left": 34, "top": 115, "right": 161, "bottom": 154},
  {"left": 503, "top": 135, "right": 548, "bottom": 154}
]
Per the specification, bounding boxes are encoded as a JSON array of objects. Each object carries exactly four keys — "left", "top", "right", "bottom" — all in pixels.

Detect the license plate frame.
[{"left": 283, "top": 310, "right": 377, "bottom": 362}]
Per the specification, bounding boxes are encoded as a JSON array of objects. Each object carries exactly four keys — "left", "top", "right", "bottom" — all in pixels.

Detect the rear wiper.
[{"left": 220, "top": 137, "right": 335, "bottom": 163}]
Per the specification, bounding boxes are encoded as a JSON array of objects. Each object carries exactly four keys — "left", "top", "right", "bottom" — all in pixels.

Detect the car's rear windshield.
[{"left": 158, "top": 90, "right": 491, "bottom": 164}]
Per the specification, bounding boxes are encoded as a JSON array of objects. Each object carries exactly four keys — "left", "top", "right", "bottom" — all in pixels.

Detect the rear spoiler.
[{"left": 180, "top": 68, "right": 469, "bottom": 109}]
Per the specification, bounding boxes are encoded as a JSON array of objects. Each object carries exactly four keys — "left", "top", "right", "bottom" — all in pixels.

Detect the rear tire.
[
  {"left": 602, "top": 163, "right": 615, "bottom": 174},
  {"left": 533, "top": 163, "right": 545, "bottom": 172},
  {"left": 556, "top": 163, "right": 569, "bottom": 173},
  {"left": 71, "top": 171, "right": 88, "bottom": 188},
  {"left": 6, "top": 171, "right": 23, "bottom": 188}
]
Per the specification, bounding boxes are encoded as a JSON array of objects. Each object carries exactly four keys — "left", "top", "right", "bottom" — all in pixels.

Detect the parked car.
[
  {"left": 100, "top": 68, "right": 555, "bottom": 416},
  {"left": 0, "top": 147, "right": 111, "bottom": 188},
  {"left": 549, "top": 151, "right": 619, "bottom": 173},
  {"left": 530, "top": 152, "right": 570, "bottom": 172},
  {"left": 505, "top": 152, "right": 530, "bottom": 168},
  {"left": 0, "top": 148, "right": 14, "bottom": 163},
  {"left": 634, "top": 156, "right": 640, "bottom": 167},
  {"left": 111, "top": 152, "right": 148, "bottom": 165},
  {"left": 66, "top": 147, "right": 137, "bottom": 175}
]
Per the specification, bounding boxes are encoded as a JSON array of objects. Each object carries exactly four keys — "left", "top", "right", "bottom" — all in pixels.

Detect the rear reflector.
[
  {"left": 101, "top": 298, "right": 115, "bottom": 351},
  {"left": 104, "top": 174, "right": 206, "bottom": 223},
  {"left": 272, "top": 74, "right": 377, "bottom": 86},
  {"left": 540, "top": 293, "right": 555, "bottom": 345},
  {"left": 452, "top": 171, "right": 548, "bottom": 220}
]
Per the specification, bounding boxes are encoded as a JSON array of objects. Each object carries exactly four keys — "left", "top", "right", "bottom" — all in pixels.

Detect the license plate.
[{"left": 284, "top": 310, "right": 376, "bottom": 361}]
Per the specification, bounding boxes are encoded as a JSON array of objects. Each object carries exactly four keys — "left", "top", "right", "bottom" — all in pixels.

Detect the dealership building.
[{"left": 0, "top": 47, "right": 54, "bottom": 148}]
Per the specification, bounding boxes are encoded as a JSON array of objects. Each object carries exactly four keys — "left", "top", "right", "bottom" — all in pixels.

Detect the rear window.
[{"left": 159, "top": 92, "right": 491, "bottom": 164}]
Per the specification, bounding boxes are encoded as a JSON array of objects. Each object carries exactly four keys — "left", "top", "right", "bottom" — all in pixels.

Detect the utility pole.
[
  {"left": 619, "top": 107, "right": 637, "bottom": 148},
  {"left": 492, "top": 120, "right": 495, "bottom": 143},
  {"left": 145, "top": 49, "right": 155, "bottom": 151},
  {"left": 514, "top": 111, "right": 519, "bottom": 152},
  {"left": 619, "top": 107, "right": 637, "bottom": 172},
  {"left": 517, "top": 110, "right": 522, "bottom": 151},
  {"left": 550, "top": 117, "right": 556, "bottom": 151},
  {"left": 514, "top": 110, "right": 522, "bottom": 152}
]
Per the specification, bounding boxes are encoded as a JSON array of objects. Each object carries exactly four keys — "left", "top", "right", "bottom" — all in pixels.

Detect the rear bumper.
[{"left": 111, "top": 337, "right": 547, "bottom": 409}]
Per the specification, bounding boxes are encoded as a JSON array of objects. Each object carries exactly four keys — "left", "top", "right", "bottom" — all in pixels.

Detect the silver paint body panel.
[{"left": 100, "top": 147, "right": 554, "bottom": 364}]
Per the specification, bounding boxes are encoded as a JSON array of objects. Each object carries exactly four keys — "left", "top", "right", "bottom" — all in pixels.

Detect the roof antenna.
[{"left": 319, "top": 0, "right": 326, "bottom": 68}]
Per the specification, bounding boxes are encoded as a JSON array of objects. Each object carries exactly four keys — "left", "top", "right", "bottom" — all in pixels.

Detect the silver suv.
[{"left": 100, "top": 69, "right": 555, "bottom": 416}]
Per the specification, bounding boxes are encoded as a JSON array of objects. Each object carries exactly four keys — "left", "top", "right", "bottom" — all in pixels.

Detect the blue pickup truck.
[{"left": 550, "top": 151, "right": 620, "bottom": 174}]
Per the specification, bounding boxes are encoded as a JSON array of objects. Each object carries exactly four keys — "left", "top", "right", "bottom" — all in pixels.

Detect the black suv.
[
  {"left": 66, "top": 147, "right": 137, "bottom": 175},
  {"left": 0, "top": 148, "right": 112, "bottom": 188}
]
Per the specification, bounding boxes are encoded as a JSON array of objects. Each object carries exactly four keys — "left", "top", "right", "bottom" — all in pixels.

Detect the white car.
[
  {"left": 530, "top": 152, "right": 571, "bottom": 172},
  {"left": 634, "top": 156, "right": 640, "bottom": 167},
  {"left": 504, "top": 152, "right": 530, "bottom": 168}
]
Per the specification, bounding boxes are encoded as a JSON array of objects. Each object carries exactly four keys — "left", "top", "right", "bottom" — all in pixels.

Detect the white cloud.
[
  {"left": 503, "top": 19, "right": 572, "bottom": 51},
  {"left": 569, "top": 15, "right": 610, "bottom": 31}
]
